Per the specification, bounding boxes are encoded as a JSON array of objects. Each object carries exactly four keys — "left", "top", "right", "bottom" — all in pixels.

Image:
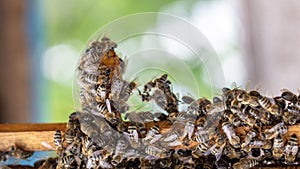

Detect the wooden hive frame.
[{"left": 1, "top": 123, "right": 300, "bottom": 169}]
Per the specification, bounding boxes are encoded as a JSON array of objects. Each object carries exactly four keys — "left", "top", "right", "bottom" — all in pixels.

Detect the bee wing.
[
  {"left": 149, "top": 134, "right": 162, "bottom": 144},
  {"left": 164, "top": 133, "right": 178, "bottom": 142},
  {"left": 41, "top": 142, "right": 55, "bottom": 151},
  {"left": 168, "top": 140, "right": 181, "bottom": 147},
  {"left": 105, "top": 99, "right": 112, "bottom": 114},
  {"left": 280, "top": 88, "right": 291, "bottom": 93},
  {"left": 99, "top": 160, "right": 112, "bottom": 169}
]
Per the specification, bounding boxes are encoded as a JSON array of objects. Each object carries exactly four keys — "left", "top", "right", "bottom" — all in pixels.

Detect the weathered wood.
[
  {"left": 0, "top": 123, "right": 66, "bottom": 151},
  {"left": 0, "top": 123, "right": 300, "bottom": 168},
  {"left": 1, "top": 123, "right": 300, "bottom": 151}
]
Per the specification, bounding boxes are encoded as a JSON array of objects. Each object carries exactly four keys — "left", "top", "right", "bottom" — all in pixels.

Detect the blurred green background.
[
  {"left": 8, "top": 0, "right": 300, "bottom": 123},
  {"left": 42, "top": 0, "right": 216, "bottom": 122},
  {"left": 0, "top": 0, "right": 245, "bottom": 123}
]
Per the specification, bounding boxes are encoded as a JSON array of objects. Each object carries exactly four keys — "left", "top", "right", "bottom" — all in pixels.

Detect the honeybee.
[
  {"left": 152, "top": 89, "right": 167, "bottom": 110},
  {"left": 0, "top": 151, "right": 9, "bottom": 163},
  {"left": 35, "top": 157, "right": 58, "bottom": 169},
  {"left": 194, "top": 128, "right": 215, "bottom": 143},
  {"left": 205, "top": 135, "right": 226, "bottom": 161},
  {"left": 281, "top": 89, "right": 300, "bottom": 107},
  {"left": 80, "top": 122, "right": 98, "bottom": 138},
  {"left": 203, "top": 155, "right": 216, "bottom": 169},
  {"left": 246, "top": 106, "right": 269, "bottom": 125},
  {"left": 110, "top": 77, "right": 136, "bottom": 110},
  {"left": 139, "top": 111, "right": 155, "bottom": 122},
  {"left": 239, "top": 107, "right": 256, "bottom": 127},
  {"left": 284, "top": 134, "right": 299, "bottom": 164},
  {"left": 258, "top": 95, "right": 280, "bottom": 116},
  {"left": 221, "top": 121, "right": 240, "bottom": 148},
  {"left": 223, "top": 110, "right": 240, "bottom": 127},
  {"left": 236, "top": 90, "right": 260, "bottom": 107},
  {"left": 194, "top": 142, "right": 211, "bottom": 156},
  {"left": 283, "top": 109, "right": 299, "bottom": 125},
  {"left": 112, "top": 140, "right": 128, "bottom": 166},
  {"left": 233, "top": 158, "right": 258, "bottom": 169},
  {"left": 8, "top": 146, "right": 34, "bottom": 160},
  {"left": 181, "top": 95, "right": 196, "bottom": 104},
  {"left": 54, "top": 130, "right": 63, "bottom": 148},
  {"left": 242, "top": 140, "right": 272, "bottom": 152},
  {"left": 182, "top": 119, "right": 195, "bottom": 140},
  {"left": 209, "top": 97, "right": 227, "bottom": 114},
  {"left": 242, "top": 129, "right": 257, "bottom": 148},
  {"left": 264, "top": 122, "right": 288, "bottom": 139},
  {"left": 272, "top": 135, "right": 284, "bottom": 159},
  {"left": 186, "top": 97, "right": 211, "bottom": 116},
  {"left": 126, "top": 125, "right": 139, "bottom": 149},
  {"left": 143, "top": 125, "right": 162, "bottom": 145},
  {"left": 223, "top": 144, "right": 242, "bottom": 159},
  {"left": 195, "top": 116, "right": 207, "bottom": 130},
  {"left": 145, "top": 145, "right": 166, "bottom": 158},
  {"left": 140, "top": 74, "right": 179, "bottom": 114},
  {"left": 163, "top": 130, "right": 182, "bottom": 147}
]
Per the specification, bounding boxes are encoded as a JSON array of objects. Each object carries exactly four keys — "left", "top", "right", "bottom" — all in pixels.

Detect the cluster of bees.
[{"left": 15, "top": 37, "right": 300, "bottom": 169}]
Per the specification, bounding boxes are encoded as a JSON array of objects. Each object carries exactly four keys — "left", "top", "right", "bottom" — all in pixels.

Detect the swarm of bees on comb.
[{"left": 17, "top": 37, "right": 300, "bottom": 168}]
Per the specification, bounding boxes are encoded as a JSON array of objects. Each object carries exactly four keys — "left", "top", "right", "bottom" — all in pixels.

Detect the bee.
[
  {"left": 154, "top": 158, "right": 173, "bottom": 168},
  {"left": 186, "top": 97, "right": 211, "bottom": 116},
  {"left": 221, "top": 121, "right": 240, "bottom": 148},
  {"left": 239, "top": 107, "right": 256, "bottom": 127},
  {"left": 96, "top": 83, "right": 109, "bottom": 103},
  {"left": 145, "top": 145, "right": 166, "bottom": 158},
  {"left": 264, "top": 122, "right": 288, "bottom": 139},
  {"left": 82, "top": 136, "right": 94, "bottom": 155},
  {"left": 246, "top": 106, "right": 269, "bottom": 125},
  {"left": 152, "top": 89, "right": 167, "bottom": 110},
  {"left": 143, "top": 125, "right": 162, "bottom": 145},
  {"left": 242, "top": 129, "right": 257, "bottom": 148},
  {"left": 139, "top": 111, "right": 155, "bottom": 122},
  {"left": 0, "top": 151, "right": 9, "bottom": 163},
  {"left": 140, "top": 74, "right": 179, "bottom": 113},
  {"left": 80, "top": 122, "right": 98, "bottom": 138},
  {"left": 195, "top": 116, "right": 207, "bottom": 130},
  {"left": 236, "top": 90, "right": 260, "bottom": 107},
  {"left": 194, "top": 142, "right": 211, "bottom": 156},
  {"left": 272, "top": 135, "right": 284, "bottom": 159},
  {"left": 203, "top": 155, "right": 216, "bottom": 169},
  {"left": 168, "top": 112, "right": 188, "bottom": 122},
  {"left": 223, "top": 144, "right": 242, "bottom": 159},
  {"left": 205, "top": 135, "right": 226, "bottom": 161},
  {"left": 181, "top": 95, "right": 196, "bottom": 104},
  {"left": 223, "top": 110, "right": 240, "bottom": 127},
  {"left": 54, "top": 130, "right": 63, "bottom": 148},
  {"left": 258, "top": 95, "right": 280, "bottom": 116},
  {"left": 283, "top": 112, "right": 297, "bottom": 125},
  {"left": 209, "top": 97, "right": 227, "bottom": 114},
  {"left": 84, "top": 73, "right": 100, "bottom": 85},
  {"left": 242, "top": 140, "right": 272, "bottom": 152},
  {"left": 194, "top": 128, "right": 215, "bottom": 143},
  {"left": 163, "top": 130, "right": 182, "bottom": 147},
  {"left": 60, "top": 155, "right": 76, "bottom": 169},
  {"left": 124, "top": 111, "right": 142, "bottom": 122},
  {"left": 126, "top": 125, "right": 139, "bottom": 148},
  {"left": 284, "top": 134, "right": 299, "bottom": 164},
  {"left": 182, "top": 119, "right": 195, "bottom": 140},
  {"left": 8, "top": 146, "right": 34, "bottom": 160},
  {"left": 233, "top": 158, "right": 258, "bottom": 169},
  {"left": 112, "top": 140, "right": 128, "bottom": 166},
  {"left": 281, "top": 89, "right": 300, "bottom": 107},
  {"left": 163, "top": 122, "right": 185, "bottom": 146},
  {"left": 79, "top": 89, "right": 95, "bottom": 107},
  {"left": 135, "top": 121, "right": 147, "bottom": 135},
  {"left": 112, "top": 79, "right": 136, "bottom": 101},
  {"left": 35, "top": 157, "right": 58, "bottom": 169}
]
